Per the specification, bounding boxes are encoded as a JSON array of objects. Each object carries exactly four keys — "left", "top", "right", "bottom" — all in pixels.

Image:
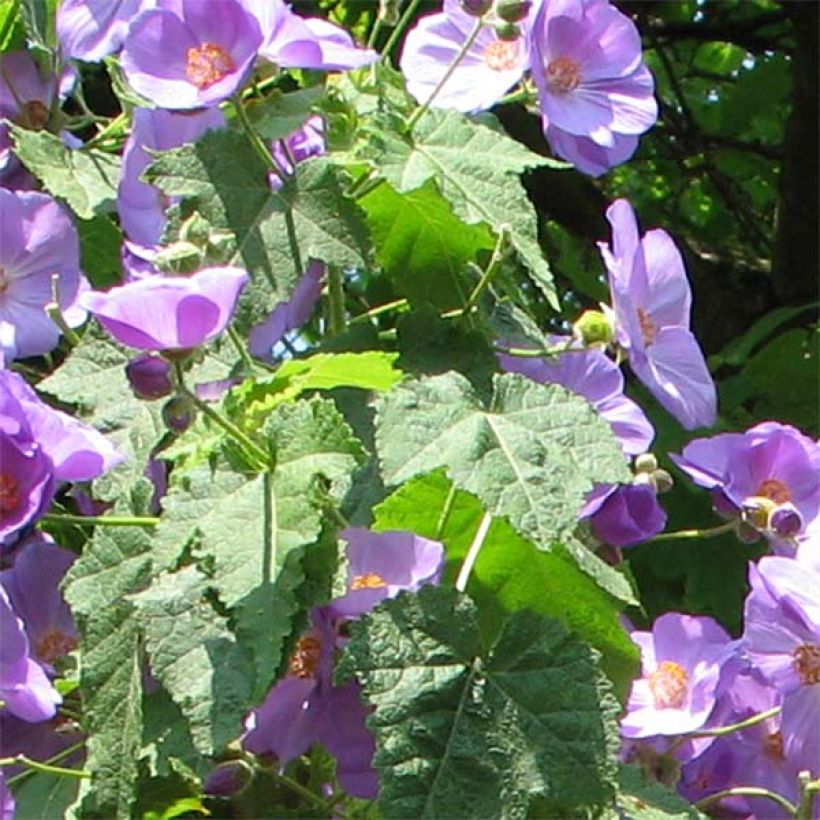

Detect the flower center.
[
  {"left": 0, "top": 473, "right": 20, "bottom": 514},
  {"left": 36, "top": 630, "right": 79, "bottom": 664},
  {"left": 484, "top": 39, "right": 520, "bottom": 72},
  {"left": 186, "top": 43, "right": 235, "bottom": 90},
  {"left": 793, "top": 643, "right": 820, "bottom": 685},
  {"left": 0, "top": 266, "right": 9, "bottom": 296},
  {"left": 15, "top": 100, "right": 49, "bottom": 131},
  {"left": 636, "top": 307, "right": 657, "bottom": 346},
  {"left": 763, "top": 730, "right": 785, "bottom": 761},
  {"left": 350, "top": 572, "right": 388, "bottom": 591},
  {"left": 756, "top": 479, "right": 792, "bottom": 505},
  {"left": 648, "top": 661, "right": 689, "bottom": 709},
  {"left": 545, "top": 56, "right": 581, "bottom": 94},
  {"left": 287, "top": 635, "right": 322, "bottom": 679}
]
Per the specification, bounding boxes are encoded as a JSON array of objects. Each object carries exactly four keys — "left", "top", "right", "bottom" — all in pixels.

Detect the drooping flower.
[
  {"left": 585, "top": 482, "right": 666, "bottom": 548},
  {"left": 498, "top": 334, "right": 654, "bottom": 456},
  {"left": 118, "top": 106, "right": 225, "bottom": 246},
  {"left": 240, "top": 0, "right": 377, "bottom": 71},
  {"left": 0, "top": 189, "right": 88, "bottom": 360},
  {"left": 672, "top": 422, "right": 820, "bottom": 544},
  {"left": 79, "top": 267, "right": 249, "bottom": 351},
  {"left": 57, "top": 0, "right": 155, "bottom": 62},
  {"left": 544, "top": 124, "right": 638, "bottom": 177},
  {"left": 400, "top": 0, "right": 531, "bottom": 113},
  {"left": 0, "top": 585, "right": 61, "bottom": 722},
  {"left": 0, "top": 369, "right": 123, "bottom": 482},
  {"left": 121, "top": 0, "right": 262, "bottom": 110},
  {"left": 621, "top": 612, "right": 734, "bottom": 739},
  {"left": 125, "top": 354, "right": 175, "bottom": 400},
  {"left": 599, "top": 198, "right": 717, "bottom": 429},
  {"left": 529, "top": 0, "right": 657, "bottom": 175},
  {"left": 249, "top": 260, "right": 325, "bottom": 360}
]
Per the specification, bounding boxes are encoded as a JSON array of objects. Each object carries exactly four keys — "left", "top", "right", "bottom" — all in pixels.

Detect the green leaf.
[
  {"left": 147, "top": 129, "right": 370, "bottom": 289},
  {"left": 364, "top": 110, "right": 557, "bottom": 307},
  {"left": 11, "top": 127, "right": 121, "bottom": 219},
  {"left": 11, "top": 773, "right": 81, "bottom": 820},
  {"left": 375, "top": 371, "right": 630, "bottom": 547},
  {"left": 154, "top": 398, "right": 363, "bottom": 695},
  {"left": 19, "top": 0, "right": 55, "bottom": 49},
  {"left": 361, "top": 179, "right": 495, "bottom": 309},
  {"left": 0, "top": 0, "right": 26, "bottom": 52},
  {"left": 373, "top": 472, "right": 639, "bottom": 697},
  {"left": 63, "top": 521, "right": 152, "bottom": 818},
  {"left": 78, "top": 215, "right": 124, "bottom": 289},
  {"left": 245, "top": 86, "right": 325, "bottom": 142},
  {"left": 132, "top": 566, "right": 254, "bottom": 758},
  {"left": 612, "top": 764, "right": 706, "bottom": 819},
  {"left": 339, "top": 586, "right": 621, "bottom": 817}
]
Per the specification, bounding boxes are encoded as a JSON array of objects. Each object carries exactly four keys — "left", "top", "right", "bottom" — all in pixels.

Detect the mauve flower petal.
[
  {"left": 640, "top": 229, "right": 691, "bottom": 326},
  {"left": 589, "top": 483, "right": 666, "bottom": 547},
  {"left": 301, "top": 18, "right": 378, "bottom": 70},
  {"left": 58, "top": 0, "right": 154, "bottom": 62},
  {"left": 545, "top": 125, "right": 638, "bottom": 176},
  {"left": 0, "top": 51, "right": 54, "bottom": 115}
]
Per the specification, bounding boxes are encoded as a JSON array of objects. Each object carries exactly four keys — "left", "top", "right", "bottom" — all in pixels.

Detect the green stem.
[
  {"left": 407, "top": 18, "right": 484, "bottom": 129},
  {"left": 349, "top": 298, "right": 410, "bottom": 325},
  {"left": 456, "top": 512, "right": 492, "bottom": 592},
  {"left": 1, "top": 752, "right": 90, "bottom": 783},
  {"left": 233, "top": 97, "right": 287, "bottom": 180},
  {"left": 42, "top": 513, "right": 160, "bottom": 528},
  {"left": 227, "top": 324, "right": 257, "bottom": 372},
  {"left": 461, "top": 229, "right": 508, "bottom": 318},
  {"left": 695, "top": 786, "right": 797, "bottom": 816},
  {"left": 175, "top": 365, "right": 272, "bottom": 469},
  {"left": 327, "top": 266, "right": 347, "bottom": 335},
  {"left": 274, "top": 772, "right": 331, "bottom": 812},
  {"left": 380, "top": 0, "right": 423, "bottom": 61},
  {"left": 688, "top": 706, "right": 781, "bottom": 738},
  {"left": 434, "top": 483, "right": 458, "bottom": 541},
  {"left": 47, "top": 275, "right": 81, "bottom": 347},
  {"left": 493, "top": 341, "right": 584, "bottom": 358},
  {"left": 83, "top": 111, "right": 128, "bottom": 149},
  {"left": 647, "top": 521, "right": 738, "bottom": 543},
  {"left": 796, "top": 773, "right": 820, "bottom": 820}
]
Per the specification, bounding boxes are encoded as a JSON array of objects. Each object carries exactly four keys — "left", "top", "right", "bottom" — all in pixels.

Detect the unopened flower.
[
  {"left": 121, "top": 0, "right": 262, "bottom": 109},
  {"left": 585, "top": 482, "right": 666, "bottom": 548},
  {"left": 80, "top": 267, "right": 249, "bottom": 351},
  {"left": 530, "top": 0, "right": 657, "bottom": 175},
  {"left": 57, "top": 0, "right": 155, "bottom": 62},
  {"left": 0, "top": 190, "right": 88, "bottom": 360},
  {"left": 599, "top": 199, "right": 717, "bottom": 429},
  {"left": 621, "top": 612, "right": 734, "bottom": 739}
]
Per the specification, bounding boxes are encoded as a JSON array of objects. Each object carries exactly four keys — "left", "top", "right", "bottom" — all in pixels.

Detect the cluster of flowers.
[{"left": 401, "top": 0, "right": 658, "bottom": 175}]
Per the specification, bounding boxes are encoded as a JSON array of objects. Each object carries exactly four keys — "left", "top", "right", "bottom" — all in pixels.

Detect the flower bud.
[
  {"left": 769, "top": 504, "right": 802, "bottom": 538},
  {"left": 162, "top": 395, "right": 196, "bottom": 434},
  {"left": 153, "top": 241, "right": 202, "bottom": 274},
  {"left": 573, "top": 309, "right": 615, "bottom": 349},
  {"left": 125, "top": 354, "right": 173, "bottom": 400},
  {"left": 494, "top": 0, "right": 531, "bottom": 23},
  {"left": 494, "top": 21, "right": 521, "bottom": 41},
  {"left": 634, "top": 453, "right": 658, "bottom": 474},
  {"left": 652, "top": 469, "right": 674, "bottom": 494},
  {"left": 460, "top": 0, "right": 492, "bottom": 15}
]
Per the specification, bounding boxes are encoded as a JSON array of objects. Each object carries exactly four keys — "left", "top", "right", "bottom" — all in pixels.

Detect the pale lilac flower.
[
  {"left": 332, "top": 528, "right": 445, "bottom": 618},
  {"left": 672, "top": 422, "right": 820, "bottom": 543},
  {"left": 498, "top": 334, "right": 654, "bottom": 456},
  {"left": 599, "top": 199, "right": 716, "bottom": 429},
  {"left": 249, "top": 260, "right": 324, "bottom": 360},
  {"left": 0, "top": 534, "right": 78, "bottom": 672},
  {"left": 119, "top": 106, "right": 225, "bottom": 246},
  {"left": 0, "top": 585, "right": 61, "bottom": 721},
  {"left": 240, "top": 0, "right": 377, "bottom": 71},
  {"left": 544, "top": 125, "right": 638, "bottom": 177},
  {"left": 401, "top": 0, "right": 531, "bottom": 113},
  {"left": 269, "top": 115, "right": 325, "bottom": 188},
  {"left": 80, "top": 267, "right": 249, "bottom": 351},
  {"left": 586, "top": 483, "right": 665, "bottom": 548},
  {"left": 530, "top": 0, "right": 657, "bottom": 174},
  {"left": 621, "top": 613, "right": 734, "bottom": 739},
  {"left": 121, "top": 0, "right": 262, "bottom": 110},
  {"left": 0, "top": 369, "right": 123, "bottom": 482},
  {"left": 58, "top": 0, "right": 156, "bottom": 62}
]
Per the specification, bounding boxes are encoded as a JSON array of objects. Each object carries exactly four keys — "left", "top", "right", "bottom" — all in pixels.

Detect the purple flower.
[
  {"left": 498, "top": 334, "right": 654, "bottom": 456},
  {"left": 0, "top": 774, "right": 13, "bottom": 820},
  {"left": 0, "top": 711, "right": 84, "bottom": 779},
  {"left": 249, "top": 260, "right": 325, "bottom": 360},
  {"left": 544, "top": 125, "right": 638, "bottom": 177},
  {"left": 119, "top": 106, "right": 225, "bottom": 246},
  {"left": 121, "top": 0, "right": 262, "bottom": 110},
  {"left": 125, "top": 354, "right": 174, "bottom": 400},
  {"left": 270, "top": 115, "right": 326, "bottom": 188},
  {"left": 80, "top": 267, "right": 249, "bottom": 351},
  {"left": 400, "top": 0, "right": 531, "bottom": 113},
  {"left": 331, "top": 527, "right": 445, "bottom": 618},
  {"left": 599, "top": 199, "right": 717, "bottom": 429},
  {"left": 0, "top": 534, "right": 78, "bottom": 671},
  {"left": 0, "top": 369, "right": 123, "bottom": 483},
  {"left": 530, "top": 0, "right": 657, "bottom": 174},
  {"left": 0, "top": 190, "right": 88, "bottom": 360},
  {"left": 673, "top": 422, "right": 820, "bottom": 543},
  {"left": 0, "top": 585, "right": 61, "bottom": 721},
  {"left": 57, "top": 0, "right": 155, "bottom": 62},
  {"left": 240, "top": 0, "right": 377, "bottom": 71},
  {"left": 621, "top": 613, "right": 733, "bottom": 739},
  {"left": 0, "top": 51, "right": 56, "bottom": 131},
  {"left": 586, "top": 483, "right": 666, "bottom": 548}
]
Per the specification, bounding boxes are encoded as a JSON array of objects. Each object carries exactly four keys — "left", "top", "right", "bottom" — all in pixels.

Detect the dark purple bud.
[
  {"left": 494, "top": 0, "right": 531, "bottom": 24},
  {"left": 770, "top": 504, "right": 802, "bottom": 538},
  {"left": 125, "top": 354, "right": 173, "bottom": 401},
  {"left": 161, "top": 396, "right": 195, "bottom": 434},
  {"left": 460, "top": 0, "right": 492, "bottom": 16}
]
